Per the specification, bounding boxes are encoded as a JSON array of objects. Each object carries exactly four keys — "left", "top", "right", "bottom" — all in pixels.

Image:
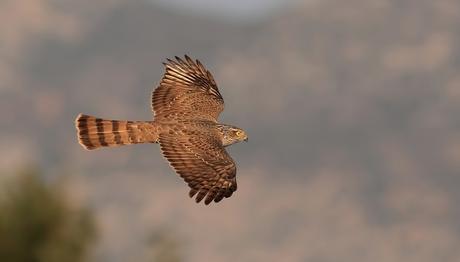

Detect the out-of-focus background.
[{"left": 1, "top": 0, "right": 460, "bottom": 261}]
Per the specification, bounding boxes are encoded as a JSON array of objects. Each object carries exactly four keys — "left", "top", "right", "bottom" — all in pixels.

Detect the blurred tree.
[{"left": 0, "top": 169, "right": 95, "bottom": 262}]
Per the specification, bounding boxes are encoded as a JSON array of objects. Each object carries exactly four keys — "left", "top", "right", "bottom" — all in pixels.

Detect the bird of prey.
[{"left": 75, "top": 55, "right": 248, "bottom": 205}]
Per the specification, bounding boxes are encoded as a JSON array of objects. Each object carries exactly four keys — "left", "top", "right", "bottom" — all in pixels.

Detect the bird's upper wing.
[
  {"left": 152, "top": 55, "right": 224, "bottom": 122},
  {"left": 158, "top": 130, "right": 237, "bottom": 205}
]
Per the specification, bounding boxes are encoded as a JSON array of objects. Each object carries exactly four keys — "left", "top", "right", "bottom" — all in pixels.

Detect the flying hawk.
[{"left": 75, "top": 55, "right": 248, "bottom": 205}]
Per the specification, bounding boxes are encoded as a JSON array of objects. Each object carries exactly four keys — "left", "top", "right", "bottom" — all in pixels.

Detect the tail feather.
[{"left": 75, "top": 114, "right": 159, "bottom": 150}]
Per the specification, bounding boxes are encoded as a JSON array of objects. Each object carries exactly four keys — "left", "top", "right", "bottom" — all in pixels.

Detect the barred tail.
[{"left": 75, "top": 114, "right": 159, "bottom": 150}]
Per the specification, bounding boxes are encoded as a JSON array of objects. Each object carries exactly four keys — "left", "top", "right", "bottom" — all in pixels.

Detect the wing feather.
[
  {"left": 158, "top": 131, "right": 237, "bottom": 205},
  {"left": 152, "top": 55, "right": 224, "bottom": 122}
]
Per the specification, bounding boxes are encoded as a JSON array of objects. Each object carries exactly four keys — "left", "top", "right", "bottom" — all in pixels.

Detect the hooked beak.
[{"left": 244, "top": 136, "right": 248, "bottom": 142}]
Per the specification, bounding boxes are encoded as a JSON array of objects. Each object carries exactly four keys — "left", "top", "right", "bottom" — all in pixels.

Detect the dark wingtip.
[
  {"left": 189, "top": 188, "right": 198, "bottom": 198},
  {"left": 175, "top": 56, "right": 184, "bottom": 64},
  {"left": 195, "top": 190, "right": 206, "bottom": 203},
  {"left": 214, "top": 191, "right": 225, "bottom": 203},
  {"left": 184, "top": 55, "right": 195, "bottom": 65},
  {"left": 165, "top": 58, "right": 176, "bottom": 66}
]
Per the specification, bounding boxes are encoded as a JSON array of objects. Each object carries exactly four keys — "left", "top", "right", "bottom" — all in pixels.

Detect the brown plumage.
[
  {"left": 75, "top": 55, "right": 248, "bottom": 205},
  {"left": 76, "top": 114, "right": 160, "bottom": 149}
]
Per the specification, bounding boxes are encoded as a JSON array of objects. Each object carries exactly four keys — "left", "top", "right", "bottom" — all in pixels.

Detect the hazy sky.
[{"left": 150, "top": 0, "right": 302, "bottom": 22}]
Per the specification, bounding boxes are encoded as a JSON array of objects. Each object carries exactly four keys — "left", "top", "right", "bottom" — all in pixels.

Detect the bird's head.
[{"left": 218, "top": 125, "right": 248, "bottom": 146}]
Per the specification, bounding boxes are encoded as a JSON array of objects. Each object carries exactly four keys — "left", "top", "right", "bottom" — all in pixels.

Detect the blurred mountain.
[{"left": 1, "top": 0, "right": 460, "bottom": 261}]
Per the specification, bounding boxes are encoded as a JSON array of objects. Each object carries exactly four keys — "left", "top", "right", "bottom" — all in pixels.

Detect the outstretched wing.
[
  {"left": 152, "top": 55, "right": 224, "bottom": 122},
  {"left": 158, "top": 131, "right": 237, "bottom": 205}
]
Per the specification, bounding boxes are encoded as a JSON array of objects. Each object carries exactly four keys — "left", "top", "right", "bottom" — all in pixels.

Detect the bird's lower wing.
[{"left": 158, "top": 132, "right": 237, "bottom": 205}]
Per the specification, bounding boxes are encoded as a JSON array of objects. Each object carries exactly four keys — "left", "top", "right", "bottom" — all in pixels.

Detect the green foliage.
[{"left": 0, "top": 169, "right": 95, "bottom": 262}]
